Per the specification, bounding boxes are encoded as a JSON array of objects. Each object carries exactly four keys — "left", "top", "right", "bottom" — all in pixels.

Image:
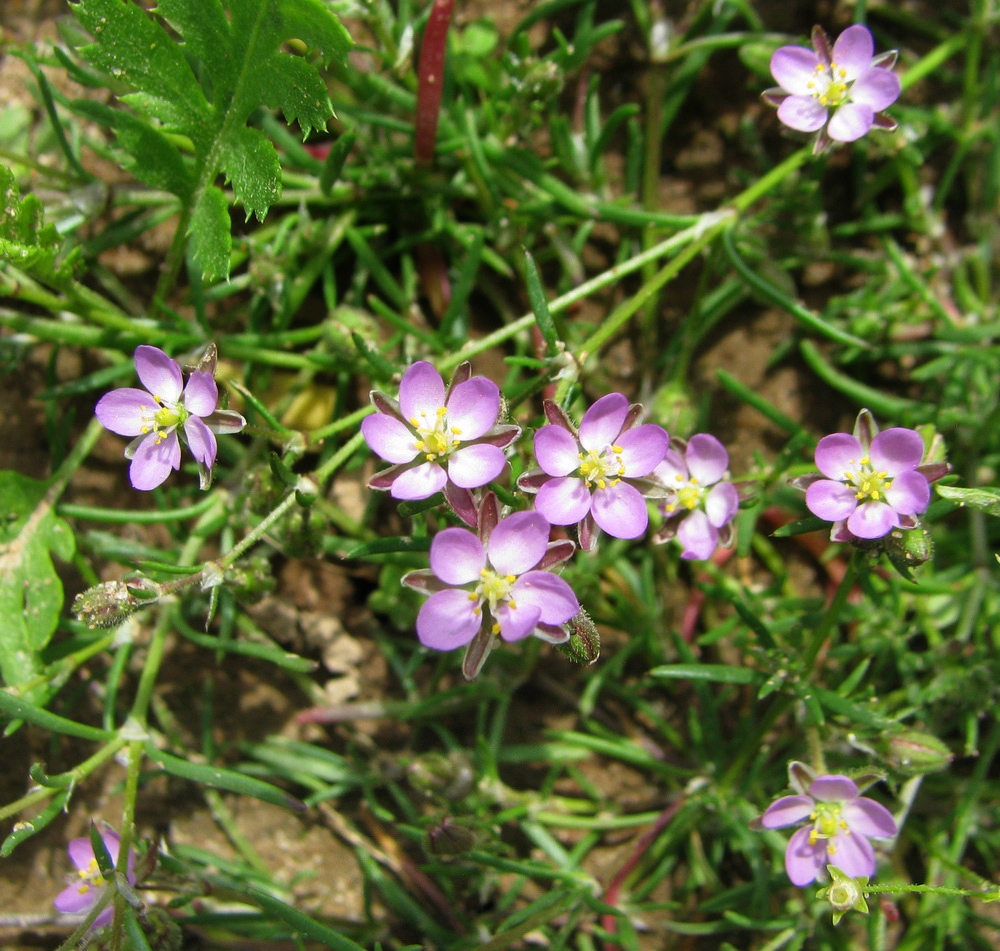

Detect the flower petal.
[
  {"left": 618, "top": 425, "right": 669, "bottom": 477},
  {"left": 806, "top": 480, "right": 858, "bottom": 522},
  {"left": 512, "top": 571, "right": 579, "bottom": 625},
  {"left": 389, "top": 461, "right": 447, "bottom": 500},
  {"left": 447, "top": 443, "right": 506, "bottom": 489},
  {"left": 685, "top": 433, "right": 728, "bottom": 485},
  {"left": 446, "top": 377, "right": 500, "bottom": 440},
  {"left": 705, "top": 481, "right": 739, "bottom": 528},
  {"left": 843, "top": 797, "right": 897, "bottom": 838},
  {"left": 760, "top": 794, "right": 814, "bottom": 829},
  {"left": 847, "top": 499, "right": 898, "bottom": 538},
  {"left": 809, "top": 775, "right": 859, "bottom": 802},
  {"left": 534, "top": 425, "right": 582, "bottom": 477},
  {"left": 785, "top": 825, "right": 827, "bottom": 886},
  {"left": 777, "top": 95, "right": 830, "bottom": 132},
  {"left": 184, "top": 415, "right": 217, "bottom": 468},
  {"left": 850, "top": 67, "right": 901, "bottom": 110},
  {"left": 129, "top": 431, "right": 180, "bottom": 490},
  {"left": 399, "top": 361, "right": 445, "bottom": 421},
  {"left": 770, "top": 45, "right": 823, "bottom": 95},
  {"left": 95, "top": 388, "right": 156, "bottom": 437},
  {"left": 54, "top": 883, "right": 97, "bottom": 915},
  {"left": 183, "top": 370, "right": 218, "bottom": 417},
  {"left": 488, "top": 511, "right": 549, "bottom": 576},
  {"left": 535, "top": 477, "right": 593, "bottom": 526},
  {"left": 134, "top": 345, "right": 183, "bottom": 403},
  {"left": 204, "top": 409, "right": 246, "bottom": 434},
  {"left": 416, "top": 589, "right": 481, "bottom": 650},
  {"left": 362, "top": 414, "right": 419, "bottom": 464},
  {"left": 831, "top": 24, "right": 874, "bottom": 81},
  {"left": 495, "top": 601, "right": 542, "bottom": 642},
  {"left": 430, "top": 527, "right": 486, "bottom": 585},
  {"left": 68, "top": 837, "right": 96, "bottom": 870},
  {"left": 677, "top": 510, "right": 719, "bottom": 560},
  {"left": 591, "top": 481, "right": 648, "bottom": 539},
  {"left": 870, "top": 427, "right": 924, "bottom": 475},
  {"left": 828, "top": 102, "right": 875, "bottom": 141},
  {"left": 828, "top": 828, "right": 875, "bottom": 880},
  {"left": 578, "top": 393, "right": 628, "bottom": 451},
  {"left": 884, "top": 470, "right": 930, "bottom": 516},
  {"left": 814, "top": 433, "right": 863, "bottom": 479},
  {"left": 652, "top": 450, "right": 689, "bottom": 486}
]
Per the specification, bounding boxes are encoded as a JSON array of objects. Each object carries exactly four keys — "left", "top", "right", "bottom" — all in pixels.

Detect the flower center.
[
  {"left": 844, "top": 455, "right": 893, "bottom": 503},
  {"left": 73, "top": 857, "right": 102, "bottom": 895},
  {"left": 807, "top": 61, "right": 851, "bottom": 107},
  {"left": 808, "top": 802, "right": 850, "bottom": 855},
  {"left": 577, "top": 445, "right": 626, "bottom": 490},
  {"left": 411, "top": 406, "right": 461, "bottom": 462},
  {"left": 663, "top": 474, "right": 703, "bottom": 515},
  {"left": 471, "top": 568, "right": 517, "bottom": 635},
  {"left": 140, "top": 396, "right": 187, "bottom": 443}
]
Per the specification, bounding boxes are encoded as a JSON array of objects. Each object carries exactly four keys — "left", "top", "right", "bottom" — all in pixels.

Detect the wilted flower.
[
  {"left": 95, "top": 345, "right": 245, "bottom": 490},
  {"left": 54, "top": 825, "right": 136, "bottom": 930},
  {"left": 362, "top": 361, "right": 519, "bottom": 504},
  {"left": 817, "top": 865, "right": 871, "bottom": 924},
  {"left": 652, "top": 434, "right": 740, "bottom": 559},
  {"left": 763, "top": 24, "right": 900, "bottom": 152},
  {"left": 518, "top": 394, "right": 668, "bottom": 550},
  {"left": 758, "top": 771, "right": 897, "bottom": 887},
  {"left": 402, "top": 505, "right": 578, "bottom": 677}
]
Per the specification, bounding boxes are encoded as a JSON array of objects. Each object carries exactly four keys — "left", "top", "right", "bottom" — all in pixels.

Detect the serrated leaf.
[
  {"left": 188, "top": 184, "right": 231, "bottom": 281},
  {"left": 263, "top": 54, "right": 335, "bottom": 137},
  {"left": 221, "top": 126, "right": 282, "bottom": 221},
  {"left": 936, "top": 484, "right": 1000, "bottom": 517},
  {"left": 0, "top": 167, "right": 69, "bottom": 279},
  {"left": 0, "top": 472, "right": 76, "bottom": 688}
]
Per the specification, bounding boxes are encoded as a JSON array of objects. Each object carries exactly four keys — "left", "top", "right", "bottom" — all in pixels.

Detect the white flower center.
[
  {"left": 469, "top": 568, "right": 517, "bottom": 635},
  {"left": 808, "top": 802, "right": 850, "bottom": 856},
  {"left": 411, "top": 406, "right": 461, "bottom": 462},
  {"left": 663, "top": 474, "right": 704, "bottom": 515},
  {"left": 844, "top": 455, "right": 893, "bottom": 503},
  {"left": 577, "top": 444, "right": 626, "bottom": 490},
  {"left": 806, "top": 61, "right": 851, "bottom": 107},
  {"left": 139, "top": 396, "right": 187, "bottom": 444}
]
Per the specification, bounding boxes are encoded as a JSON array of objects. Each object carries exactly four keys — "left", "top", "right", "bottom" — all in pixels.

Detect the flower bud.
[
  {"left": 72, "top": 579, "right": 159, "bottom": 630},
  {"left": 558, "top": 609, "right": 601, "bottom": 665},
  {"left": 881, "top": 728, "right": 953, "bottom": 777},
  {"left": 406, "top": 752, "right": 475, "bottom": 801},
  {"left": 425, "top": 817, "right": 479, "bottom": 857},
  {"left": 817, "top": 865, "right": 870, "bottom": 924}
]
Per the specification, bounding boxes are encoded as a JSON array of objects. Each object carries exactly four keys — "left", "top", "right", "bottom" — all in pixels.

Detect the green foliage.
[
  {"left": 70, "top": 0, "right": 351, "bottom": 279},
  {"left": 0, "top": 166, "right": 72, "bottom": 279}
]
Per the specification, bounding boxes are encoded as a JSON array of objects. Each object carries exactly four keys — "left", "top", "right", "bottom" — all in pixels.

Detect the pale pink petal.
[
  {"left": 430, "top": 527, "right": 486, "bottom": 584},
  {"left": 618, "top": 425, "right": 669, "bottom": 477},
  {"left": 828, "top": 102, "right": 875, "bottom": 141},
  {"left": 652, "top": 450, "right": 688, "bottom": 486},
  {"left": 68, "top": 838, "right": 97, "bottom": 870},
  {"left": 184, "top": 415, "right": 217, "bottom": 468},
  {"left": 806, "top": 480, "right": 858, "bottom": 522},
  {"left": 870, "top": 428, "right": 924, "bottom": 475},
  {"left": 831, "top": 24, "right": 874, "bottom": 81},
  {"left": 487, "top": 511, "right": 549, "bottom": 576},
  {"left": 495, "top": 601, "right": 542, "bottom": 642},
  {"left": 54, "top": 883, "right": 97, "bottom": 915},
  {"left": 134, "top": 346, "right": 183, "bottom": 403},
  {"left": 828, "top": 828, "right": 875, "bottom": 879},
  {"left": 535, "top": 477, "right": 593, "bottom": 526},
  {"left": 809, "top": 775, "right": 859, "bottom": 801},
  {"left": 847, "top": 499, "right": 898, "bottom": 538},
  {"left": 95, "top": 388, "right": 155, "bottom": 436},
  {"left": 578, "top": 393, "right": 629, "bottom": 451},
  {"left": 129, "top": 431, "right": 180, "bottom": 490},
  {"left": 685, "top": 433, "right": 728, "bottom": 485},
  {"left": 777, "top": 95, "right": 830, "bottom": 133},
  {"left": 770, "top": 45, "right": 823, "bottom": 95},
  {"left": 534, "top": 425, "right": 583, "bottom": 477},
  {"left": 182, "top": 371, "right": 217, "bottom": 417},
  {"left": 705, "top": 481, "right": 739, "bottom": 527},
  {"left": 785, "top": 825, "right": 827, "bottom": 886},
  {"left": 447, "top": 443, "right": 506, "bottom": 488},
  {"left": 399, "top": 361, "right": 445, "bottom": 421},
  {"left": 850, "top": 67, "right": 901, "bottom": 110},
  {"left": 814, "top": 433, "right": 863, "bottom": 479},
  {"left": 884, "top": 470, "right": 930, "bottom": 516},
  {"left": 591, "top": 482, "right": 648, "bottom": 539},
  {"left": 677, "top": 510, "right": 719, "bottom": 560},
  {"left": 446, "top": 377, "right": 500, "bottom": 439},
  {"left": 843, "top": 798, "right": 897, "bottom": 838},
  {"left": 512, "top": 571, "right": 579, "bottom": 624},
  {"left": 416, "top": 589, "right": 481, "bottom": 650},
  {"left": 389, "top": 461, "right": 447, "bottom": 500},
  {"left": 760, "top": 794, "right": 814, "bottom": 829},
  {"left": 361, "top": 415, "right": 419, "bottom": 464}
]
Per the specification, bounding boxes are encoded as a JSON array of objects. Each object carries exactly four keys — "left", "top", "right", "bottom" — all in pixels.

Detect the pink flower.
[
  {"left": 362, "top": 361, "right": 519, "bottom": 502},
  {"left": 759, "top": 773, "right": 896, "bottom": 887},
  {"left": 763, "top": 25, "right": 900, "bottom": 153},
  {"left": 53, "top": 826, "right": 136, "bottom": 930}
]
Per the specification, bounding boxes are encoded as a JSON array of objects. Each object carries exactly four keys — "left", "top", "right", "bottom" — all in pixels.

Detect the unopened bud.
[
  {"left": 558, "top": 609, "right": 600, "bottom": 665},
  {"left": 426, "top": 817, "right": 479, "bottom": 857},
  {"left": 881, "top": 729, "right": 952, "bottom": 777},
  {"left": 406, "top": 752, "right": 475, "bottom": 801},
  {"left": 73, "top": 579, "right": 157, "bottom": 630},
  {"left": 817, "top": 866, "right": 869, "bottom": 924}
]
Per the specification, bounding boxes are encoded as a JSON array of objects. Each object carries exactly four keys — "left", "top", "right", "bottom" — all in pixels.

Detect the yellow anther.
[
  {"left": 436, "top": 406, "right": 447, "bottom": 417},
  {"left": 451, "top": 427, "right": 462, "bottom": 435},
  {"left": 505, "top": 575, "right": 516, "bottom": 583},
  {"left": 860, "top": 456, "right": 870, "bottom": 465},
  {"left": 597, "top": 479, "right": 606, "bottom": 489},
  {"left": 675, "top": 474, "right": 684, "bottom": 482},
  {"left": 410, "top": 417, "right": 419, "bottom": 426},
  {"left": 612, "top": 444, "right": 623, "bottom": 453},
  {"left": 414, "top": 440, "right": 424, "bottom": 450},
  {"left": 468, "top": 593, "right": 478, "bottom": 601},
  {"left": 491, "top": 622, "right": 500, "bottom": 634},
  {"left": 509, "top": 600, "right": 517, "bottom": 609},
  {"left": 425, "top": 453, "right": 435, "bottom": 461},
  {"left": 78, "top": 883, "right": 90, "bottom": 894}
]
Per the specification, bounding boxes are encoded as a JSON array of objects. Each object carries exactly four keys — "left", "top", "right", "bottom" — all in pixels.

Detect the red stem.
[{"left": 414, "top": 0, "right": 455, "bottom": 166}]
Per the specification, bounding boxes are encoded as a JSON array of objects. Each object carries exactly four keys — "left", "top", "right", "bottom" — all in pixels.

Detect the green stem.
[{"left": 803, "top": 556, "right": 859, "bottom": 672}]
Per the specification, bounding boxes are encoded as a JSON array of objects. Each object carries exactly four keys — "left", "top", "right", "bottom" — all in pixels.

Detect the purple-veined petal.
[
  {"left": 134, "top": 345, "right": 183, "bottom": 403},
  {"left": 444, "top": 482, "right": 478, "bottom": 528},
  {"left": 517, "top": 468, "right": 551, "bottom": 493},
  {"left": 785, "top": 825, "right": 827, "bottom": 886},
  {"left": 204, "top": 409, "right": 246, "bottom": 434},
  {"left": 809, "top": 775, "right": 859, "bottom": 802},
  {"left": 534, "top": 622, "right": 570, "bottom": 644},
  {"left": 578, "top": 393, "right": 629, "bottom": 451},
  {"left": 806, "top": 480, "right": 858, "bottom": 522},
  {"left": 534, "top": 425, "right": 582, "bottom": 477},
  {"left": 677, "top": 510, "right": 719, "bottom": 560},
  {"left": 535, "top": 477, "right": 593, "bottom": 526},
  {"left": 618, "top": 424, "right": 669, "bottom": 477},
  {"left": 591, "top": 481, "right": 648, "bottom": 539},
  {"left": 462, "top": 627, "right": 494, "bottom": 680},
  {"left": 446, "top": 377, "right": 500, "bottom": 440},
  {"left": 705, "top": 481, "right": 739, "bottom": 527},
  {"left": 54, "top": 883, "right": 97, "bottom": 915},
  {"left": 537, "top": 539, "right": 576, "bottom": 571},
  {"left": 831, "top": 24, "right": 874, "bottom": 81},
  {"left": 495, "top": 601, "right": 542, "bottom": 642},
  {"left": 578, "top": 511, "right": 599, "bottom": 551},
  {"left": 95, "top": 388, "right": 156, "bottom": 436},
  {"left": 685, "top": 433, "right": 728, "bottom": 485},
  {"left": 416, "top": 589, "right": 481, "bottom": 650},
  {"left": 843, "top": 797, "right": 897, "bottom": 838},
  {"left": 827, "top": 828, "right": 875, "bottom": 880},
  {"left": 488, "top": 511, "right": 549, "bottom": 575},
  {"left": 884, "top": 470, "right": 930, "bottom": 516},
  {"left": 872, "top": 112, "right": 898, "bottom": 131},
  {"left": 390, "top": 461, "right": 447, "bottom": 500},
  {"left": 479, "top": 423, "right": 521, "bottom": 449},
  {"left": 447, "top": 443, "right": 506, "bottom": 489},
  {"left": 870, "top": 427, "right": 924, "bottom": 475},
  {"left": 848, "top": 500, "right": 898, "bottom": 538},
  {"left": 760, "top": 794, "right": 814, "bottom": 829},
  {"left": 512, "top": 571, "right": 579, "bottom": 624},
  {"left": 129, "top": 431, "right": 180, "bottom": 490},
  {"left": 814, "top": 433, "right": 863, "bottom": 479},
  {"left": 361, "top": 414, "right": 419, "bottom": 464},
  {"left": 184, "top": 415, "right": 217, "bottom": 469},
  {"left": 828, "top": 102, "right": 875, "bottom": 141},
  {"left": 183, "top": 370, "right": 218, "bottom": 417},
  {"left": 398, "top": 361, "right": 445, "bottom": 421},
  {"left": 777, "top": 95, "right": 830, "bottom": 132},
  {"left": 830, "top": 520, "right": 854, "bottom": 542},
  {"left": 430, "top": 526, "right": 486, "bottom": 584},
  {"left": 770, "top": 45, "right": 823, "bottom": 95},
  {"left": 850, "top": 67, "right": 901, "bottom": 110}
]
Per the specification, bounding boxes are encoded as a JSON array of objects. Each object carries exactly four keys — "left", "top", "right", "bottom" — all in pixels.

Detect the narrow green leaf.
[
  {"left": 0, "top": 788, "right": 71, "bottom": 856},
  {"left": 346, "top": 537, "right": 431, "bottom": 558},
  {"left": 935, "top": 484, "right": 1000, "bottom": 516},
  {"left": 649, "top": 663, "right": 762, "bottom": 685},
  {"left": 771, "top": 515, "right": 829, "bottom": 537},
  {"left": 812, "top": 686, "right": 900, "bottom": 730},
  {"left": 239, "top": 882, "right": 369, "bottom": 950},
  {"left": 319, "top": 131, "right": 356, "bottom": 195},
  {"left": 0, "top": 692, "right": 113, "bottom": 741},
  {"left": 522, "top": 247, "right": 559, "bottom": 355},
  {"left": 188, "top": 185, "right": 231, "bottom": 281}
]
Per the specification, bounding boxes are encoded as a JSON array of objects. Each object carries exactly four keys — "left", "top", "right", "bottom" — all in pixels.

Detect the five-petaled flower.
[
  {"left": 759, "top": 773, "right": 897, "bottom": 887},
  {"left": 652, "top": 434, "right": 740, "bottom": 559},
  {"left": 803, "top": 415, "right": 931, "bottom": 540},
  {"left": 763, "top": 24, "right": 901, "bottom": 153},
  {"left": 402, "top": 510, "right": 578, "bottom": 657},
  {"left": 54, "top": 825, "right": 136, "bottom": 930},
  {"left": 362, "top": 361, "right": 519, "bottom": 503},
  {"left": 518, "top": 394, "right": 669, "bottom": 551},
  {"left": 95, "top": 345, "right": 245, "bottom": 491}
]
